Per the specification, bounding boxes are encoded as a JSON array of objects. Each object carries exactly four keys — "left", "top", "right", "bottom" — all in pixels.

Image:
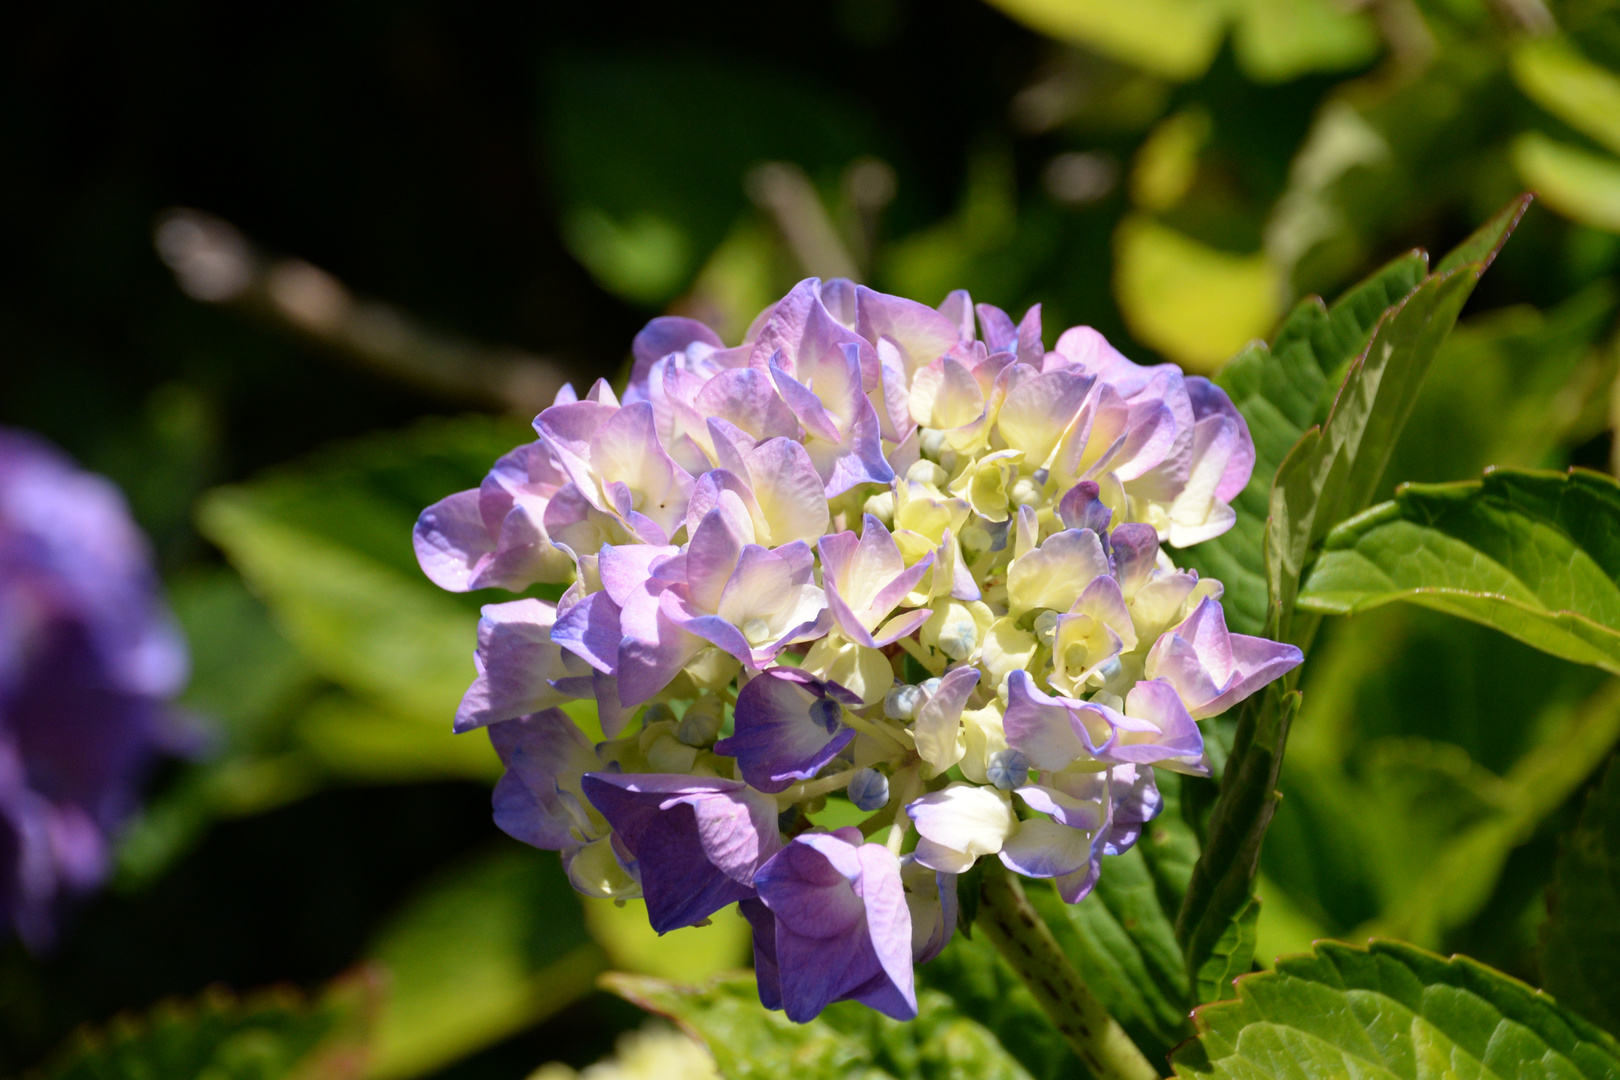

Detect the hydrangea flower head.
[
  {"left": 416, "top": 280, "right": 1302, "bottom": 1022},
  {"left": 0, "top": 429, "right": 189, "bottom": 948}
]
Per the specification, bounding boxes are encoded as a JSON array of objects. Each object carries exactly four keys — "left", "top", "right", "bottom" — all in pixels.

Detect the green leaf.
[
  {"left": 1177, "top": 197, "right": 1526, "bottom": 1005},
  {"left": 38, "top": 976, "right": 375, "bottom": 1080},
  {"left": 1380, "top": 284, "right": 1619, "bottom": 499},
  {"left": 1193, "top": 897, "right": 1259, "bottom": 1004},
  {"left": 605, "top": 971, "right": 1034, "bottom": 1080},
  {"left": 1170, "top": 940, "right": 1620, "bottom": 1079},
  {"left": 1176, "top": 688, "right": 1300, "bottom": 1002},
  {"left": 1179, "top": 249, "right": 1429, "bottom": 635},
  {"left": 979, "top": 0, "right": 1376, "bottom": 83},
  {"left": 1541, "top": 753, "right": 1620, "bottom": 1037},
  {"left": 1269, "top": 195, "right": 1531, "bottom": 648},
  {"left": 1511, "top": 132, "right": 1620, "bottom": 238},
  {"left": 919, "top": 933, "right": 1083, "bottom": 1080},
  {"left": 195, "top": 417, "right": 552, "bottom": 783},
  {"left": 1260, "top": 605, "right": 1619, "bottom": 960},
  {"left": 117, "top": 569, "right": 327, "bottom": 886},
  {"left": 1017, "top": 771, "right": 1200, "bottom": 1057},
  {"left": 1299, "top": 468, "right": 1620, "bottom": 674},
  {"left": 581, "top": 898, "right": 752, "bottom": 984},
  {"left": 1027, "top": 855, "right": 1192, "bottom": 1061},
  {"left": 364, "top": 846, "right": 604, "bottom": 1080},
  {"left": 1511, "top": 36, "right": 1620, "bottom": 160}
]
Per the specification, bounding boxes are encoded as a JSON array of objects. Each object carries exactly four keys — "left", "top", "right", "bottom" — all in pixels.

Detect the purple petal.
[
  {"left": 413, "top": 488, "right": 493, "bottom": 592},
  {"left": 1186, "top": 377, "right": 1254, "bottom": 503},
  {"left": 716, "top": 669, "right": 856, "bottom": 793},
  {"left": 581, "top": 773, "right": 781, "bottom": 933},
  {"left": 753, "top": 832, "right": 915, "bottom": 1023},
  {"left": 627, "top": 316, "right": 725, "bottom": 400},
  {"left": 488, "top": 710, "right": 597, "bottom": 851},
  {"left": 454, "top": 599, "right": 582, "bottom": 732},
  {"left": 551, "top": 591, "right": 622, "bottom": 675},
  {"left": 975, "top": 303, "right": 1018, "bottom": 354}
]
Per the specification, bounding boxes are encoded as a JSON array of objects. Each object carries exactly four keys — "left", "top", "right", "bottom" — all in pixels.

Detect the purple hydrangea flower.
[
  {"left": 745, "top": 827, "right": 915, "bottom": 1022},
  {"left": 412, "top": 276, "right": 1306, "bottom": 1026},
  {"left": 0, "top": 429, "right": 188, "bottom": 948},
  {"left": 1145, "top": 596, "right": 1304, "bottom": 718},
  {"left": 716, "top": 668, "right": 861, "bottom": 793},
  {"left": 579, "top": 772, "right": 781, "bottom": 933}
]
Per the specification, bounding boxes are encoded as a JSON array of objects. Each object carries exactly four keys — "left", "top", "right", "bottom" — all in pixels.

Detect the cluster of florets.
[
  {"left": 414, "top": 279, "right": 1302, "bottom": 1023},
  {"left": 0, "top": 429, "right": 189, "bottom": 949}
]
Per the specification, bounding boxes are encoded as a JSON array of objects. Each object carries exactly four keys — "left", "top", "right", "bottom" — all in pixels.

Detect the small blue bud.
[
  {"left": 810, "top": 697, "right": 844, "bottom": 733},
  {"left": 987, "top": 749, "right": 1030, "bottom": 791},
  {"left": 847, "top": 768, "right": 890, "bottom": 812},
  {"left": 641, "top": 702, "right": 676, "bottom": 728},
  {"left": 884, "top": 683, "right": 922, "bottom": 720},
  {"left": 1095, "top": 656, "right": 1122, "bottom": 683}
]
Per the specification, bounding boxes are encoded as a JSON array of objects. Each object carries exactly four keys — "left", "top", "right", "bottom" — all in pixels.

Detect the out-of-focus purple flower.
[
  {"left": 580, "top": 772, "right": 780, "bottom": 933},
  {"left": 747, "top": 827, "right": 916, "bottom": 1022},
  {"left": 716, "top": 668, "right": 861, "bottom": 793},
  {"left": 1145, "top": 596, "right": 1303, "bottom": 718},
  {"left": 0, "top": 429, "right": 188, "bottom": 948}
]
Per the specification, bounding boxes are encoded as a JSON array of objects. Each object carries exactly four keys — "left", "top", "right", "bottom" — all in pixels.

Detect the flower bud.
[
  {"left": 907, "top": 459, "right": 949, "bottom": 488},
  {"left": 676, "top": 695, "right": 726, "bottom": 747},
  {"left": 1009, "top": 475, "right": 1044, "bottom": 508},
  {"left": 1032, "top": 610, "right": 1059, "bottom": 647},
  {"left": 986, "top": 749, "right": 1029, "bottom": 791},
  {"left": 847, "top": 768, "right": 890, "bottom": 812},
  {"left": 862, "top": 489, "right": 895, "bottom": 525},
  {"left": 642, "top": 703, "right": 677, "bottom": 729},
  {"left": 884, "top": 683, "right": 923, "bottom": 720},
  {"left": 809, "top": 697, "right": 844, "bottom": 733}
]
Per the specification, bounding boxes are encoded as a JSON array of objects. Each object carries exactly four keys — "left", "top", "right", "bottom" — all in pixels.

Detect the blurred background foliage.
[{"left": 5, "top": 0, "right": 1620, "bottom": 1076}]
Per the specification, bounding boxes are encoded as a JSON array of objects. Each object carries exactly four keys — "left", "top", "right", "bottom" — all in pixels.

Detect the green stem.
[{"left": 976, "top": 862, "right": 1162, "bottom": 1080}]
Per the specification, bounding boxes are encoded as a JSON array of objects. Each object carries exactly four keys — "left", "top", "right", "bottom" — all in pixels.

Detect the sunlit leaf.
[
  {"left": 1192, "top": 897, "right": 1258, "bottom": 1004},
  {"left": 194, "top": 418, "right": 546, "bottom": 782},
  {"left": 1028, "top": 852, "right": 1192, "bottom": 1059},
  {"left": 1176, "top": 687, "right": 1300, "bottom": 1004},
  {"left": 1512, "top": 132, "right": 1620, "bottom": 234},
  {"left": 1381, "top": 285, "right": 1618, "bottom": 498},
  {"left": 1269, "top": 196, "right": 1531, "bottom": 648},
  {"left": 605, "top": 972, "right": 1033, "bottom": 1080},
  {"left": 1170, "top": 940, "right": 1620, "bottom": 1078},
  {"left": 365, "top": 847, "right": 604, "bottom": 1080},
  {"left": 1541, "top": 753, "right": 1620, "bottom": 1037},
  {"left": 582, "top": 899, "right": 752, "bottom": 984},
  {"left": 1178, "top": 248, "right": 1429, "bottom": 634},
  {"left": 1299, "top": 468, "right": 1620, "bottom": 673},
  {"left": 1261, "top": 604, "right": 1614, "bottom": 963},
  {"left": 1114, "top": 215, "right": 1282, "bottom": 372},
  {"left": 1511, "top": 37, "right": 1620, "bottom": 159},
  {"left": 981, "top": 0, "right": 1375, "bottom": 83}
]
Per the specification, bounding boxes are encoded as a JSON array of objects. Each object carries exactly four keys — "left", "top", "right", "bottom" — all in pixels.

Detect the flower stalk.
[{"left": 976, "top": 861, "right": 1161, "bottom": 1080}]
